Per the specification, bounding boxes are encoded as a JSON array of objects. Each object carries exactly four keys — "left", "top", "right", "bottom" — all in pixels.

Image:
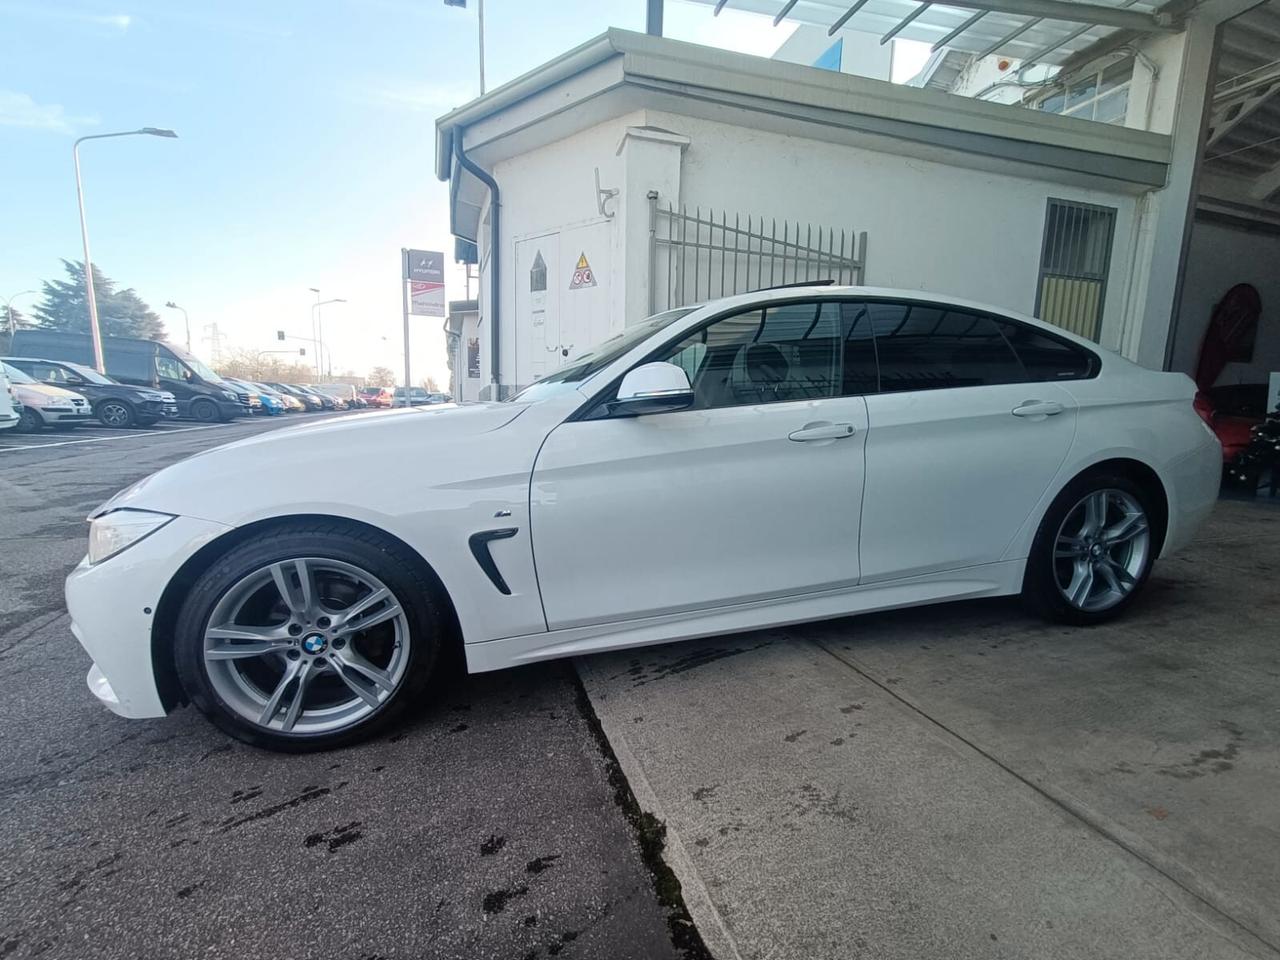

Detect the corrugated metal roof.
[{"left": 686, "top": 0, "right": 1168, "bottom": 66}]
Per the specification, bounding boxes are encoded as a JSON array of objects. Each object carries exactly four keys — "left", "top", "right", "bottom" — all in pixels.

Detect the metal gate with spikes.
[{"left": 647, "top": 191, "right": 868, "bottom": 314}]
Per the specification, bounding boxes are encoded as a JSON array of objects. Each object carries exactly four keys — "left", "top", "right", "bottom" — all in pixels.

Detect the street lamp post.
[
  {"left": 444, "top": 0, "right": 486, "bottom": 94},
  {"left": 73, "top": 127, "right": 178, "bottom": 372},
  {"left": 309, "top": 290, "right": 346, "bottom": 379},
  {"left": 164, "top": 300, "right": 190, "bottom": 351},
  {"left": 3, "top": 289, "right": 36, "bottom": 339}
]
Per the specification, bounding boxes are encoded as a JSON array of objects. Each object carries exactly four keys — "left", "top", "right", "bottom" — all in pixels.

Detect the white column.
[{"left": 616, "top": 123, "right": 690, "bottom": 326}]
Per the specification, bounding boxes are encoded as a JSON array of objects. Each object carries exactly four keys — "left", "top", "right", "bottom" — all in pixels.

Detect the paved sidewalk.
[{"left": 577, "top": 501, "right": 1280, "bottom": 960}]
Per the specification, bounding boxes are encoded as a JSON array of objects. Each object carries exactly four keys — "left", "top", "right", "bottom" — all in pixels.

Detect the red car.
[{"left": 359, "top": 385, "right": 395, "bottom": 408}]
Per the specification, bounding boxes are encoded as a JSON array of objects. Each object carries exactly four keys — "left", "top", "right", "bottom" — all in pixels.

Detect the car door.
[
  {"left": 856, "top": 300, "right": 1079, "bottom": 582},
  {"left": 530, "top": 299, "right": 876, "bottom": 631}
]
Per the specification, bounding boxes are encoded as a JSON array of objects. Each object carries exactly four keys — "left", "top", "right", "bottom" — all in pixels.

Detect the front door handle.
[
  {"left": 788, "top": 421, "right": 856, "bottom": 442},
  {"left": 1011, "top": 400, "right": 1065, "bottom": 418}
]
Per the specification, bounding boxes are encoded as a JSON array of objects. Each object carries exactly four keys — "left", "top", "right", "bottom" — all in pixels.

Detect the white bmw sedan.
[{"left": 67, "top": 287, "right": 1221, "bottom": 750}]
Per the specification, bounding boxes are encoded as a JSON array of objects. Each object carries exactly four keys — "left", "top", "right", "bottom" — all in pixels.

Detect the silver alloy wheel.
[
  {"left": 203, "top": 557, "right": 411, "bottom": 735},
  {"left": 1053, "top": 488, "right": 1151, "bottom": 612},
  {"left": 100, "top": 401, "right": 130, "bottom": 426}
]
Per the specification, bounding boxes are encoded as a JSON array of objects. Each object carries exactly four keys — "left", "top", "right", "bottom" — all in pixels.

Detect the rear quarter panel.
[{"left": 1001, "top": 362, "right": 1220, "bottom": 562}]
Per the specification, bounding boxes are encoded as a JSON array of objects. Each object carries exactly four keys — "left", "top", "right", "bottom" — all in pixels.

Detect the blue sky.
[{"left": 0, "top": 1, "right": 927, "bottom": 384}]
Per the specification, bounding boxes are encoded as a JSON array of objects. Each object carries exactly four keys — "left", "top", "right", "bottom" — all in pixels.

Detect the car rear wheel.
[
  {"left": 174, "top": 523, "right": 443, "bottom": 751},
  {"left": 97, "top": 399, "right": 136, "bottom": 428},
  {"left": 190, "top": 398, "right": 220, "bottom": 422},
  {"left": 1023, "top": 472, "right": 1157, "bottom": 625},
  {"left": 16, "top": 407, "right": 43, "bottom": 433}
]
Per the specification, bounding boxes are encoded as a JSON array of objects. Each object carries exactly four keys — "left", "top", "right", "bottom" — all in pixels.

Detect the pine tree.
[{"left": 33, "top": 260, "right": 166, "bottom": 340}]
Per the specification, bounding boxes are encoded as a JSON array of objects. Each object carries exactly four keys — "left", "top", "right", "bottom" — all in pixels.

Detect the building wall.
[
  {"left": 647, "top": 109, "right": 1140, "bottom": 348},
  {"left": 1170, "top": 219, "right": 1280, "bottom": 386},
  {"left": 474, "top": 108, "right": 1152, "bottom": 394},
  {"left": 772, "top": 24, "right": 892, "bottom": 81}
]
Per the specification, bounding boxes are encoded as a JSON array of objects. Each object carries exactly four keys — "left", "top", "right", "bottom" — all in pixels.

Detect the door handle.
[
  {"left": 788, "top": 422, "right": 856, "bottom": 442},
  {"left": 1011, "top": 400, "right": 1065, "bottom": 418}
]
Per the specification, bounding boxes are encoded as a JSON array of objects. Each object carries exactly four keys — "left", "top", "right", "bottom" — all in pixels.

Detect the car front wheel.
[
  {"left": 97, "top": 399, "right": 136, "bottom": 428},
  {"left": 190, "top": 398, "right": 220, "bottom": 422},
  {"left": 174, "top": 523, "right": 443, "bottom": 751},
  {"left": 16, "top": 407, "right": 43, "bottom": 433},
  {"left": 1023, "top": 472, "right": 1158, "bottom": 625}
]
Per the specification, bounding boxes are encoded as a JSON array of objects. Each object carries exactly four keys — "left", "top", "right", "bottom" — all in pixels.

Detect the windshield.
[
  {"left": 509, "top": 308, "right": 695, "bottom": 403},
  {"left": 63, "top": 362, "right": 116, "bottom": 385},
  {"left": 1, "top": 361, "right": 35, "bottom": 384}
]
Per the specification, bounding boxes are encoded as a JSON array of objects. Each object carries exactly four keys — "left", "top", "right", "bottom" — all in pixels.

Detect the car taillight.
[{"left": 1193, "top": 392, "right": 1215, "bottom": 429}]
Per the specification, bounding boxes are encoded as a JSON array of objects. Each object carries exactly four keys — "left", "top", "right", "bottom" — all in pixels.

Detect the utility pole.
[
  {"left": 164, "top": 300, "right": 191, "bottom": 351},
  {"left": 72, "top": 128, "right": 178, "bottom": 372}
]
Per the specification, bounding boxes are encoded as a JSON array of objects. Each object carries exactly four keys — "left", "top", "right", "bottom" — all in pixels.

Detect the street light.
[
  {"left": 74, "top": 127, "right": 178, "bottom": 372},
  {"left": 309, "top": 290, "right": 346, "bottom": 379},
  {"left": 3, "top": 289, "right": 36, "bottom": 339},
  {"left": 164, "top": 300, "right": 191, "bottom": 351},
  {"left": 444, "top": 0, "right": 486, "bottom": 94}
]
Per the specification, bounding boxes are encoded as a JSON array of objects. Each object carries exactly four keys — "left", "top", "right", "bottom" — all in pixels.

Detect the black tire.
[
  {"left": 97, "top": 399, "right": 136, "bottom": 428},
  {"left": 190, "top": 398, "right": 220, "bottom": 423},
  {"left": 16, "top": 407, "right": 43, "bottom": 433},
  {"left": 173, "top": 522, "right": 444, "bottom": 751},
  {"left": 1022, "top": 471, "right": 1159, "bottom": 626}
]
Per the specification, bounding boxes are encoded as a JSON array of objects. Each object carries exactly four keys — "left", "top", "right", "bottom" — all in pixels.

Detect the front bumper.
[
  {"left": 43, "top": 406, "right": 94, "bottom": 424},
  {"left": 66, "top": 514, "right": 233, "bottom": 719}
]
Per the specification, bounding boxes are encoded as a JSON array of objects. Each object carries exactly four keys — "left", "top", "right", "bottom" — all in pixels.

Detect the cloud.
[
  {"left": 86, "top": 12, "right": 131, "bottom": 30},
  {"left": 0, "top": 90, "right": 97, "bottom": 134},
  {"left": 0, "top": 4, "right": 132, "bottom": 32}
]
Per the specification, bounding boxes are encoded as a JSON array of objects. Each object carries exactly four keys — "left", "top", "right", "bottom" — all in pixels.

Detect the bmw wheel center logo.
[{"left": 302, "top": 633, "right": 328, "bottom": 655}]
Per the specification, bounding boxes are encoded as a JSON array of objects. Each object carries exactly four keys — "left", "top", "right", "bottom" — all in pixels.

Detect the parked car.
[
  {"left": 3, "top": 356, "right": 178, "bottom": 427},
  {"left": 359, "top": 386, "right": 395, "bottom": 408},
  {"left": 257, "top": 381, "right": 305, "bottom": 412},
  {"left": 0, "top": 366, "right": 19, "bottom": 432},
  {"left": 222, "top": 377, "right": 282, "bottom": 416},
  {"left": 1, "top": 360, "right": 94, "bottom": 431},
  {"left": 294, "top": 384, "right": 341, "bottom": 411},
  {"left": 393, "top": 386, "right": 432, "bottom": 406},
  {"left": 312, "top": 383, "right": 360, "bottom": 408},
  {"left": 11, "top": 330, "right": 251, "bottom": 422},
  {"left": 65, "top": 286, "right": 1221, "bottom": 751},
  {"left": 265, "top": 382, "right": 324, "bottom": 411}
]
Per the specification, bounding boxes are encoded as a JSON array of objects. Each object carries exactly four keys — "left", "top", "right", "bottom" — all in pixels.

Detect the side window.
[
  {"left": 654, "top": 301, "right": 842, "bottom": 409},
  {"left": 994, "top": 319, "right": 1097, "bottom": 381},
  {"left": 106, "top": 350, "right": 153, "bottom": 383},
  {"left": 869, "top": 301, "right": 1024, "bottom": 393},
  {"left": 155, "top": 355, "right": 186, "bottom": 381}
]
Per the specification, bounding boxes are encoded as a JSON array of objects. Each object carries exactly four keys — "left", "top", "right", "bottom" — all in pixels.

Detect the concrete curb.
[{"left": 576, "top": 657, "right": 744, "bottom": 960}]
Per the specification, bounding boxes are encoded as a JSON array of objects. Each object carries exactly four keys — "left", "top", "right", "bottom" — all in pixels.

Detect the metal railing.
[{"left": 647, "top": 191, "right": 868, "bottom": 313}]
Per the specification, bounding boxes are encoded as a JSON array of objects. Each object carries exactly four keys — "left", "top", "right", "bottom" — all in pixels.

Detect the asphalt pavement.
[{"left": 0, "top": 415, "right": 694, "bottom": 960}]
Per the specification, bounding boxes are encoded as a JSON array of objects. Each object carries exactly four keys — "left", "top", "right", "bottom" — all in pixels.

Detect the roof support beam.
[
  {"left": 1251, "top": 160, "right": 1280, "bottom": 201},
  {"left": 918, "top": 0, "right": 1171, "bottom": 32},
  {"left": 975, "top": 16, "right": 1043, "bottom": 58},
  {"left": 881, "top": 3, "right": 933, "bottom": 44},
  {"left": 1207, "top": 71, "right": 1280, "bottom": 147},
  {"left": 931, "top": 9, "right": 989, "bottom": 50},
  {"left": 828, "top": 0, "right": 873, "bottom": 35},
  {"left": 773, "top": 0, "right": 801, "bottom": 25}
]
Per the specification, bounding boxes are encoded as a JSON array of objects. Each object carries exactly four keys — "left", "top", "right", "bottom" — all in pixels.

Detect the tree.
[
  {"left": 422, "top": 375, "right": 441, "bottom": 392},
  {"left": 33, "top": 260, "right": 166, "bottom": 340},
  {"left": 216, "top": 350, "right": 315, "bottom": 384},
  {"left": 368, "top": 365, "right": 396, "bottom": 387},
  {"left": 0, "top": 305, "right": 30, "bottom": 353}
]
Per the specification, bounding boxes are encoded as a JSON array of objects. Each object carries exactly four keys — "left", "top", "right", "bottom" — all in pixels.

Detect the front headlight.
[
  {"left": 222, "top": 390, "right": 237, "bottom": 401},
  {"left": 88, "top": 509, "right": 174, "bottom": 565}
]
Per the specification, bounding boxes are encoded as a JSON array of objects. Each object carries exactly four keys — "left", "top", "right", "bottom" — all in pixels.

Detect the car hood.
[{"left": 95, "top": 402, "right": 529, "bottom": 520}]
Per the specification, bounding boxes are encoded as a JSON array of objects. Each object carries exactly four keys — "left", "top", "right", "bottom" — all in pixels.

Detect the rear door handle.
[
  {"left": 1011, "top": 400, "right": 1065, "bottom": 418},
  {"left": 788, "top": 421, "right": 856, "bottom": 442}
]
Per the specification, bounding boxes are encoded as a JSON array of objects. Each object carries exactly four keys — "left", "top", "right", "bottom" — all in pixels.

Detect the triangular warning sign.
[{"left": 569, "top": 251, "right": 597, "bottom": 290}]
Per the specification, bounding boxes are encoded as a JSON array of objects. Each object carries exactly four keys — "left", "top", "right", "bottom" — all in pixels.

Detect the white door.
[
  {"left": 514, "top": 234, "right": 559, "bottom": 384},
  {"left": 855, "top": 300, "right": 1079, "bottom": 582},
  {"left": 530, "top": 300, "right": 872, "bottom": 630},
  {"left": 558, "top": 220, "right": 612, "bottom": 367}
]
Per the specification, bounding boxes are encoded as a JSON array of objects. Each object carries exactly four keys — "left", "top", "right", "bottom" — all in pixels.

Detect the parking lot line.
[{"left": 0, "top": 423, "right": 227, "bottom": 453}]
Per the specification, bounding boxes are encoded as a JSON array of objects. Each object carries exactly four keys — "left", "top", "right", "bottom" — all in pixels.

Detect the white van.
[{"left": 0, "top": 365, "right": 19, "bottom": 431}]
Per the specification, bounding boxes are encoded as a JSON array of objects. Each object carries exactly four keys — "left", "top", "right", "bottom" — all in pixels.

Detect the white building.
[{"left": 436, "top": 5, "right": 1277, "bottom": 401}]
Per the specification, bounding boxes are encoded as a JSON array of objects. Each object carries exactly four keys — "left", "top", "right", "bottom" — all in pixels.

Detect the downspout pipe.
[{"left": 454, "top": 134, "right": 501, "bottom": 398}]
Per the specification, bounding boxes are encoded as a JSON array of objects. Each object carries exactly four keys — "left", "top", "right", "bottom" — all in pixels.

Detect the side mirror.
[{"left": 607, "top": 361, "right": 694, "bottom": 417}]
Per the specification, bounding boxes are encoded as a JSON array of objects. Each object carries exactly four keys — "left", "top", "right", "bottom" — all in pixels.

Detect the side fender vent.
[{"left": 468, "top": 528, "right": 519, "bottom": 595}]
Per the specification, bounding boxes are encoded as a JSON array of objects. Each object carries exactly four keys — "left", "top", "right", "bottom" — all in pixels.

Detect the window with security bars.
[{"left": 1035, "top": 199, "right": 1116, "bottom": 342}]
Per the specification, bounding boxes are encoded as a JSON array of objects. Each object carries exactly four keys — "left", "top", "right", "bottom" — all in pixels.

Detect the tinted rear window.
[
  {"left": 995, "top": 320, "right": 1097, "bottom": 380},
  {"left": 867, "top": 303, "right": 1024, "bottom": 393}
]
